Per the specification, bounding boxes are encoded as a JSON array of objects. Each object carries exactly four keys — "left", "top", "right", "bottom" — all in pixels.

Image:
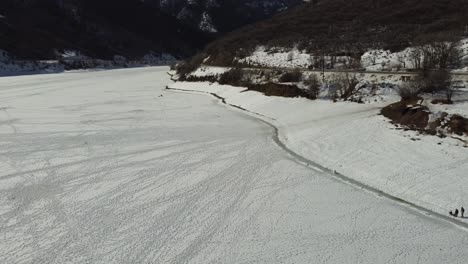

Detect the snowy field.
[{"left": 1, "top": 67, "right": 468, "bottom": 263}]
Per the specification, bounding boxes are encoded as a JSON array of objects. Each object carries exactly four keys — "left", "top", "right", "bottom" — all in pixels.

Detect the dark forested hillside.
[
  {"left": 0, "top": 0, "right": 303, "bottom": 60},
  {"left": 0, "top": 0, "right": 210, "bottom": 59},
  {"left": 155, "top": 0, "right": 303, "bottom": 33},
  {"left": 202, "top": 0, "right": 468, "bottom": 65}
]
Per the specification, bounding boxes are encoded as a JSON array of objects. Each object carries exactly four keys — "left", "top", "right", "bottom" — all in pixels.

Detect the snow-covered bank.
[
  {"left": 169, "top": 81, "right": 468, "bottom": 219},
  {"left": 234, "top": 38, "right": 468, "bottom": 73},
  {"left": 0, "top": 60, "right": 64, "bottom": 76},
  {"left": 0, "top": 50, "right": 176, "bottom": 77}
]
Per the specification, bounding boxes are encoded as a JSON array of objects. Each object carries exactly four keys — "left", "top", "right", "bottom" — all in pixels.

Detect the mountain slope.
[
  {"left": 0, "top": 0, "right": 303, "bottom": 60},
  {"left": 0, "top": 0, "right": 210, "bottom": 59},
  {"left": 156, "top": 0, "right": 303, "bottom": 33},
  {"left": 201, "top": 0, "right": 468, "bottom": 65}
]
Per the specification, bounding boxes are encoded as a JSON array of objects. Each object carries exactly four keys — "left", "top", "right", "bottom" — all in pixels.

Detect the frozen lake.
[{"left": 1, "top": 67, "right": 467, "bottom": 263}]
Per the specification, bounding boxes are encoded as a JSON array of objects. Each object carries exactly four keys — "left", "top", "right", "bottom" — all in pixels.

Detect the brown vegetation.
[
  {"left": 175, "top": 53, "right": 206, "bottom": 80},
  {"left": 382, "top": 99, "right": 468, "bottom": 137},
  {"left": 278, "top": 69, "right": 302, "bottom": 83},
  {"left": 445, "top": 115, "right": 468, "bottom": 136},
  {"left": 218, "top": 68, "right": 246, "bottom": 86},
  {"left": 247, "top": 83, "right": 310, "bottom": 98}
]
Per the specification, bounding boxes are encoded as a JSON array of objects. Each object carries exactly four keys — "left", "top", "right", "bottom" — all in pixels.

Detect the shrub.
[
  {"left": 445, "top": 115, "right": 468, "bottom": 136},
  {"left": 218, "top": 68, "right": 245, "bottom": 86},
  {"left": 420, "top": 69, "right": 451, "bottom": 94},
  {"left": 175, "top": 62, "right": 197, "bottom": 81},
  {"left": 398, "top": 77, "right": 425, "bottom": 101},
  {"left": 175, "top": 53, "right": 206, "bottom": 80},
  {"left": 248, "top": 82, "right": 309, "bottom": 98},
  {"left": 279, "top": 69, "right": 302, "bottom": 83},
  {"left": 185, "top": 75, "right": 218, "bottom": 83}
]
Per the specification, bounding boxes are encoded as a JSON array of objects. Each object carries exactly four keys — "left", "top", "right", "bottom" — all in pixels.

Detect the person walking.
[
  {"left": 461, "top": 207, "right": 465, "bottom": 218},
  {"left": 454, "top": 209, "right": 459, "bottom": 217}
]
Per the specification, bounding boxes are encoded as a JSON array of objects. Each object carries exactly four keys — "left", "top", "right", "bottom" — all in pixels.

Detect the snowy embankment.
[
  {"left": 169, "top": 81, "right": 468, "bottom": 218},
  {"left": 0, "top": 61, "right": 64, "bottom": 76},
  {"left": 237, "top": 38, "right": 468, "bottom": 73},
  {"left": 239, "top": 47, "right": 313, "bottom": 68},
  {"left": 424, "top": 89, "right": 468, "bottom": 119},
  {"left": 0, "top": 49, "right": 176, "bottom": 77}
]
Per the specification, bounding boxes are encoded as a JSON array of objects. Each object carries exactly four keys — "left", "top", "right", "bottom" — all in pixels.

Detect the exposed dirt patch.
[
  {"left": 381, "top": 101, "right": 430, "bottom": 130},
  {"left": 442, "top": 115, "right": 468, "bottom": 136},
  {"left": 383, "top": 100, "right": 467, "bottom": 137}
]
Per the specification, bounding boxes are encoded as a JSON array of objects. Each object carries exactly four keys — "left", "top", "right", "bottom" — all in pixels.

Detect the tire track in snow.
[{"left": 166, "top": 86, "right": 468, "bottom": 231}]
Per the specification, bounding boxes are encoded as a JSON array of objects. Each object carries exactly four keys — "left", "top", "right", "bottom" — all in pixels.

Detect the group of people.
[{"left": 449, "top": 207, "right": 465, "bottom": 218}]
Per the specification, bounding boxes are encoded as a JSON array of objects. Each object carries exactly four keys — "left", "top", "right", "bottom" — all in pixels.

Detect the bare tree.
[
  {"left": 422, "top": 69, "right": 451, "bottom": 94},
  {"left": 444, "top": 82, "right": 458, "bottom": 103},
  {"left": 407, "top": 33, "right": 462, "bottom": 103},
  {"left": 328, "top": 73, "right": 360, "bottom": 100},
  {"left": 421, "top": 69, "right": 457, "bottom": 103},
  {"left": 414, "top": 33, "right": 462, "bottom": 72},
  {"left": 304, "top": 74, "right": 321, "bottom": 99},
  {"left": 409, "top": 49, "right": 422, "bottom": 70},
  {"left": 397, "top": 53, "right": 407, "bottom": 69}
]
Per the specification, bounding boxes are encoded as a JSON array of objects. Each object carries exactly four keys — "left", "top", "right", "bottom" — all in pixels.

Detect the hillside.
[
  {"left": 201, "top": 0, "right": 468, "bottom": 66},
  {"left": 155, "top": 0, "right": 303, "bottom": 33},
  {"left": 0, "top": 0, "right": 209, "bottom": 60},
  {"left": 0, "top": 0, "right": 306, "bottom": 60}
]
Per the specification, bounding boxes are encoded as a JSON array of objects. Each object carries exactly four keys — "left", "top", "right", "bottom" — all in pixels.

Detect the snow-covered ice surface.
[
  {"left": 1, "top": 67, "right": 468, "bottom": 264},
  {"left": 170, "top": 82, "right": 468, "bottom": 221}
]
